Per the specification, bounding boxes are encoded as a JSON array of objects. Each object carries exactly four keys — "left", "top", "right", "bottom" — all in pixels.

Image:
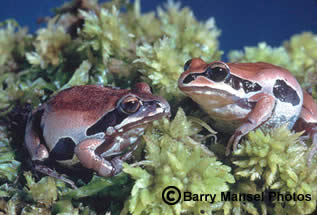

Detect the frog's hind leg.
[
  {"left": 33, "top": 163, "right": 77, "bottom": 189},
  {"left": 25, "top": 108, "right": 77, "bottom": 188},
  {"left": 24, "top": 107, "right": 49, "bottom": 162}
]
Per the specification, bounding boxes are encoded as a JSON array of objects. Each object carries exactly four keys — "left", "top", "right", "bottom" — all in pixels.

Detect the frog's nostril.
[{"left": 156, "top": 100, "right": 171, "bottom": 115}]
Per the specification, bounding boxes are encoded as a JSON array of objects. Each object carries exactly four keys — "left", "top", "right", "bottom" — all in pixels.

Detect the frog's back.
[
  {"left": 228, "top": 62, "right": 294, "bottom": 80},
  {"left": 48, "top": 85, "right": 128, "bottom": 112},
  {"left": 41, "top": 85, "right": 126, "bottom": 150}
]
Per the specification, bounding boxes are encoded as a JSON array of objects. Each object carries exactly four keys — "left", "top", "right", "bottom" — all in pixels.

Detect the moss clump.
[
  {"left": 230, "top": 126, "right": 317, "bottom": 215},
  {"left": 79, "top": 6, "right": 132, "bottom": 65},
  {"left": 122, "top": 109, "right": 235, "bottom": 215},
  {"left": 228, "top": 42, "right": 291, "bottom": 71},
  {"left": 26, "top": 19, "right": 72, "bottom": 68},
  {"left": 0, "top": 125, "right": 20, "bottom": 183},
  {"left": 0, "top": 20, "right": 31, "bottom": 74},
  {"left": 284, "top": 32, "right": 317, "bottom": 84}
]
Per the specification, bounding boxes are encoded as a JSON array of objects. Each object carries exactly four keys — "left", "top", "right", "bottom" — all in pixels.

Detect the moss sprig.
[
  {"left": 0, "top": 126, "right": 20, "bottom": 183},
  {"left": 26, "top": 18, "right": 71, "bottom": 69},
  {"left": 232, "top": 126, "right": 317, "bottom": 214}
]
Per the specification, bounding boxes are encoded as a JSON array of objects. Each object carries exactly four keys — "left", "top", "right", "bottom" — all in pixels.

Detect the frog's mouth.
[{"left": 180, "top": 85, "right": 241, "bottom": 101}]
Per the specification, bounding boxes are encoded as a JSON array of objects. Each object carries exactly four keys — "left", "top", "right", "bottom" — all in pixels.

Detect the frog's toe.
[
  {"left": 226, "top": 132, "right": 243, "bottom": 156},
  {"left": 110, "top": 157, "right": 124, "bottom": 175},
  {"left": 98, "top": 161, "right": 115, "bottom": 177}
]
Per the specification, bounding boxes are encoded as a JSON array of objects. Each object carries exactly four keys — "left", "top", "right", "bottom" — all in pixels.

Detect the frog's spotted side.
[
  {"left": 25, "top": 83, "right": 170, "bottom": 178},
  {"left": 178, "top": 58, "right": 317, "bottom": 160}
]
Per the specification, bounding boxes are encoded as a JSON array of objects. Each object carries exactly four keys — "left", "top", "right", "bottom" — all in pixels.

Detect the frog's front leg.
[
  {"left": 226, "top": 94, "right": 276, "bottom": 155},
  {"left": 75, "top": 139, "right": 115, "bottom": 176},
  {"left": 110, "top": 142, "right": 139, "bottom": 170},
  {"left": 75, "top": 138, "right": 134, "bottom": 177}
]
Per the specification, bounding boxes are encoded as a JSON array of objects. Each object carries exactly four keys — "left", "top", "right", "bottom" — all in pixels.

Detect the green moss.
[
  {"left": 26, "top": 18, "right": 71, "bottom": 68},
  {"left": 79, "top": 7, "right": 132, "bottom": 64},
  {"left": 0, "top": 126, "right": 20, "bottom": 183},
  {"left": 284, "top": 32, "right": 317, "bottom": 84},
  {"left": 228, "top": 42, "right": 291, "bottom": 70},
  {"left": 134, "top": 37, "right": 189, "bottom": 100},
  {"left": 122, "top": 109, "right": 235, "bottom": 215},
  {"left": 60, "top": 60, "right": 91, "bottom": 90},
  {"left": 0, "top": 20, "right": 31, "bottom": 73},
  {"left": 230, "top": 126, "right": 317, "bottom": 215},
  {"left": 0, "top": 22, "right": 18, "bottom": 67}
]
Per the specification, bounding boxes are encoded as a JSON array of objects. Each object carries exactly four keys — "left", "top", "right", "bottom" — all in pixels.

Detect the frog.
[
  {"left": 178, "top": 58, "right": 317, "bottom": 158},
  {"left": 25, "top": 82, "right": 170, "bottom": 185}
]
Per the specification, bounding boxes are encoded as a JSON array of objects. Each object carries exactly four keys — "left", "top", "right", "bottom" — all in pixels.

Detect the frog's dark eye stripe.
[
  {"left": 273, "top": 79, "right": 300, "bottom": 106},
  {"left": 50, "top": 137, "right": 76, "bottom": 161},
  {"left": 183, "top": 73, "right": 199, "bottom": 84},
  {"left": 86, "top": 99, "right": 158, "bottom": 136},
  {"left": 182, "top": 67, "right": 228, "bottom": 84},
  {"left": 86, "top": 109, "right": 125, "bottom": 136}
]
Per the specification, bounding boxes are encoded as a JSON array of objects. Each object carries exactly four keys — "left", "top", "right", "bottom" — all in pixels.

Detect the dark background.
[{"left": 1, "top": 0, "right": 317, "bottom": 56}]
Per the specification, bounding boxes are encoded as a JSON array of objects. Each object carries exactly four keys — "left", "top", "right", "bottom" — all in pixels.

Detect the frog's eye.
[
  {"left": 120, "top": 97, "right": 141, "bottom": 114},
  {"left": 206, "top": 63, "right": 230, "bottom": 82},
  {"left": 184, "top": 59, "right": 192, "bottom": 71}
]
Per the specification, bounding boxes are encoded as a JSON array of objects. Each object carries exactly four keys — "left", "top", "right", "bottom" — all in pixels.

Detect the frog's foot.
[
  {"left": 33, "top": 163, "right": 77, "bottom": 189},
  {"left": 106, "top": 145, "right": 138, "bottom": 176},
  {"left": 96, "top": 154, "right": 133, "bottom": 176},
  {"left": 75, "top": 139, "right": 139, "bottom": 177},
  {"left": 226, "top": 131, "right": 243, "bottom": 156}
]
